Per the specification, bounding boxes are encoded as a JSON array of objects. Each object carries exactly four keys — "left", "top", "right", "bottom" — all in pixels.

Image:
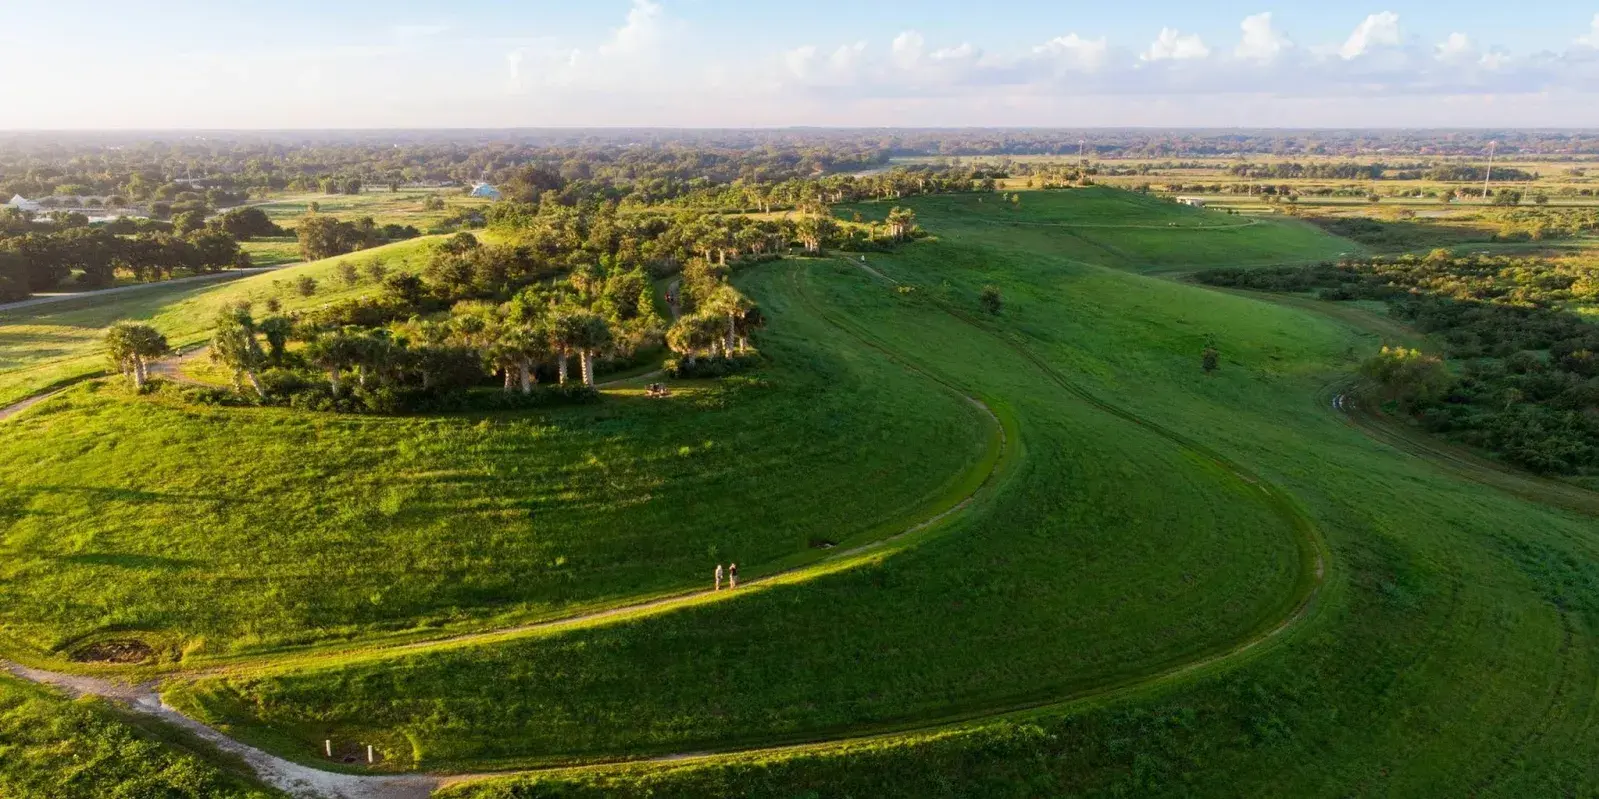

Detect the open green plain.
[
  {"left": 3, "top": 188, "right": 1596, "bottom": 796},
  {"left": 252, "top": 190, "right": 491, "bottom": 230},
  {"left": 0, "top": 237, "right": 441, "bottom": 407}
]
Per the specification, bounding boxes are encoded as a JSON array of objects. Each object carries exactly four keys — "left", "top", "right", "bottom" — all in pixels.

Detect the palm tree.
[
  {"left": 734, "top": 304, "right": 766, "bottom": 353},
  {"left": 702, "top": 285, "right": 752, "bottom": 355},
  {"left": 547, "top": 311, "right": 579, "bottom": 385},
  {"left": 257, "top": 315, "right": 294, "bottom": 365},
  {"left": 886, "top": 207, "right": 917, "bottom": 240},
  {"left": 666, "top": 314, "right": 719, "bottom": 367},
  {"left": 567, "top": 312, "right": 612, "bottom": 387},
  {"left": 209, "top": 307, "right": 268, "bottom": 397},
  {"left": 105, "top": 321, "right": 168, "bottom": 389},
  {"left": 303, "top": 328, "right": 362, "bottom": 396}
]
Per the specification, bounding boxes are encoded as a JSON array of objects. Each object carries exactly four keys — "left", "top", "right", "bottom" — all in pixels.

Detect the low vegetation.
[
  {"left": 0, "top": 676, "right": 276, "bottom": 798},
  {"left": 1196, "top": 250, "right": 1599, "bottom": 474}
]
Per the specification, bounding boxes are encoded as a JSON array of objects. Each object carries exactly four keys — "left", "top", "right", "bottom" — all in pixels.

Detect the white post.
[
  {"left": 324, "top": 740, "right": 332, "bottom": 757},
  {"left": 367, "top": 744, "right": 374, "bottom": 764},
  {"left": 1483, "top": 141, "right": 1496, "bottom": 200}
]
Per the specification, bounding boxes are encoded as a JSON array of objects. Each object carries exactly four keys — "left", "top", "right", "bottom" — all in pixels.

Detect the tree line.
[
  {"left": 0, "top": 207, "right": 283, "bottom": 301},
  {"left": 1196, "top": 251, "right": 1599, "bottom": 474}
]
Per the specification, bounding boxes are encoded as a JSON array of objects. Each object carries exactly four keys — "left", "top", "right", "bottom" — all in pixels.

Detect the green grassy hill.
[
  {"left": 0, "top": 237, "right": 440, "bottom": 407},
  {"left": 7, "top": 187, "right": 1597, "bottom": 796},
  {"left": 0, "top": 260, "right": 987, "bottom": 660}
]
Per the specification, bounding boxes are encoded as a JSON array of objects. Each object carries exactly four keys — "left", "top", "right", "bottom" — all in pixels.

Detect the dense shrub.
[
  {"left": 664, "top": 354, "right": 760, "bottom": 379},
  {"left": 1196, "top": 253, "right": 1599, "bottom": 474}
]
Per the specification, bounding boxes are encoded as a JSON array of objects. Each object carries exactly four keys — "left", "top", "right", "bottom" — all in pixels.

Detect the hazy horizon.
[{"left": 8, "top": 2, "right": 1599, "bottom": 129}]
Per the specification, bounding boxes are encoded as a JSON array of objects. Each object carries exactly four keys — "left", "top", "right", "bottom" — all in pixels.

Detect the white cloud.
[
  {"left": 892, "top": 31, "right": 925, "bottom": 69},
  {"left": 1579, "top": 14, "right": 1599, "bottom": 47},
  {"left": 1436, "top": 32, "right": 1473, "bottom": 61},
  {"left": 785, "top": 45, "right": 818, "bottom": 79},
  {"left": 931, "top": 43, "right": 977, "bottom": 62},
  {"left": 505, "top": 49, "right": 525, "bottom": 92},
  {"left": 1033, "top": 34, "right": 1110, "bottom": 72},
  {"left": 1235, "top": 12, "right": 1290, "bottom": 62},
  {"left": 1340, "top": 11, "right": 1401, "bottom": 59},
  {"left": 598, "top": 0, "right": 664, "bottom": 57},
  {"left": 391, "top": 24, "right": 450, "bottom": 42},
  {"left": 1144, "top": 28, "right": 1210, "bottom": 61},
  {"left": 831, "top": 41, "right": 868, "bottom": 73}
]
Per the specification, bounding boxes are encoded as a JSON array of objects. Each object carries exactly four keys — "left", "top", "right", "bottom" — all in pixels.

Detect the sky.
[{"left": 6, "top": 1, "right": 1599, "bottom": 129}]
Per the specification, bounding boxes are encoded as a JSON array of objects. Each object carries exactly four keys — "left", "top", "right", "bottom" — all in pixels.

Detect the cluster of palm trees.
[
  {"left": 105, "top": 321, "right": 169, "bottom": 389},
  {"left": 666, "top": 281, "right": 764, "bottom": 368},
  {"left": 207, "top": 264, "right": 669, "bottom": 400}
]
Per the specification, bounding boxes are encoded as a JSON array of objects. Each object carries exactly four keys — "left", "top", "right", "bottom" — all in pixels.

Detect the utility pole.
[{"left": 1482, "top": 140, "right": 1496, "bottom": 201}]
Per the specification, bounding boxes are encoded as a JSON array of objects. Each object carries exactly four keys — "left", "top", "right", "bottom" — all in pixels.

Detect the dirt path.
[
  {"left": 1, "top": 661, "right": 437, "bottom": 799},
  {"left": 146, "top": 346, "right": 213, "bottom": 387},
  {"left": 0, "top": 388, "right": 67, "bottom": 422},
  {"left": 0, "top": 267, "right": 289, "bottom": 315}
]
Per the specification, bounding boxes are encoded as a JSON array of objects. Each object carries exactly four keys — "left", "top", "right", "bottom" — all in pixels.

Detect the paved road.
[{"left": 0, "top": 266, "right": 290, "bottom": 315}]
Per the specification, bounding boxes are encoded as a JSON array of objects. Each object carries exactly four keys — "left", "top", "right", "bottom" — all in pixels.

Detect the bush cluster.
[
  {"left": 664, "top": 353, "right": 761, "bottom": 379},
  {"left": 175, "top": 378, "right": 599, "bottom": 415},
  {"left": 1197, "top": 252, "right": 1599, "bottom": 474}
]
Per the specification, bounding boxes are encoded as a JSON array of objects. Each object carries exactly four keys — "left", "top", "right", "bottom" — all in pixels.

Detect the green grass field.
[
  {"left": 0, "top": 237, "right": 441, "bottom": 407},
  {"left": 0, "top": 675, "right": 279, "bottom": 798},
  {"left": 252, "top": 190, "right": 490, "bottom": 230},
  {"left": 6, "top": 186, "right": 1598, "bottom": 796},
  {"left": 239, "top": 237, "right": 303, "bottom": 267},
  {"left": 0, "top": 267, "right": 985, "bottom": 660}
]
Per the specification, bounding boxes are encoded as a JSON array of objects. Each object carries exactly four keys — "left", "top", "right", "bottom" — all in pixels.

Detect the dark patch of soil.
[{"left": 70, "top": 639, "right": 155, "bottom": 664}]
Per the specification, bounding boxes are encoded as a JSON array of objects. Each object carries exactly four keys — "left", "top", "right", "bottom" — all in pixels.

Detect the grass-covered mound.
[
  {"left": 184, "top": 188, "right": 1599, "bottom": 795},
  {"left": 0, "top": 265, "right": 988, "bottom": 659},
  {"left": 844, "top": 187, "right": 1356, "bottom": 273},
  {"left": 0, "top": 237, "right": 442, "bottom": 407},
  {"left": 175, "top": 257, "right": 1317, "bottom": 770}
]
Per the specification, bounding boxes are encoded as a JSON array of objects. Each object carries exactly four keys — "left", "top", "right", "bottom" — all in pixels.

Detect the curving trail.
[
  {"left": 1329, "top": 386, "right": 1599, "bottom": 517},
  {"left": 0, "top": 258, "right": 1331, "bottom": 798},
  {"left": 0, "top": 387, "right": 68, "bottom": 422}
]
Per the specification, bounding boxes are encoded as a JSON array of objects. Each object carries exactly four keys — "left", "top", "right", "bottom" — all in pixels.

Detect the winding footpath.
[{"left": 0, "top": 261, "right": 1339, "bottom": 799}]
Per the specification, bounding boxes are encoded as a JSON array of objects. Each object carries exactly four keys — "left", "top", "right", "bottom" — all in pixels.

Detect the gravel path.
[{"left": 1, "top": 661, "right": 438, "bottom": 799}]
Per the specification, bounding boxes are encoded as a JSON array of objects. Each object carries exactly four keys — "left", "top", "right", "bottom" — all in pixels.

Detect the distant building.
[
  {"left": 5, "top": 194, "right": 41, "bottom": 213},
  {"left": 470, "top": 183, "right": 502, "bottom": 200},
  {"left": 1175, "top": 197, "right": 1207, "bottom": 207}
]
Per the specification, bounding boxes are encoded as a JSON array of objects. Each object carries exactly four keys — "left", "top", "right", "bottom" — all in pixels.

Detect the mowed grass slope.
[
  {"left": 0, "top": 265, "right": 986, "bottom": 660},
  {"left": 253, "top": 190, "right": 490, "bottom": 230},
  {"left": 175, "top": 258, "right": 1317, "bottom": 770},
  {"left": 0, "top": 675, "right": 280, "bottom": 799},
  {"left": 847, "top": 187, "right": 1358, "bottom": 272},
  {"left": 0, "top": 237, "right": 440, "bottom": 407},
  {"left": 203, "top": 188, "right": 1599, "bottom": 795}
]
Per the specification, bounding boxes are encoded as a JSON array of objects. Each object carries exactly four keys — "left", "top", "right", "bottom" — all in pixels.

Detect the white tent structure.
[
  {"left": 5, "top": 195, "right": 41, "bottom": 213},
  {"left": 470, "top": 183, "right": 502, "bottom": 200}
]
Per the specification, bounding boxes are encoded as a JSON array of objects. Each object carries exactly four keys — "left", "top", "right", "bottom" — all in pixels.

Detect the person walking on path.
[
  {"left": 728, "top": 563, "right": 738, "bottom": 589},
  {"left": 714, "top": 564, "right": 724, "bottom": 591}
]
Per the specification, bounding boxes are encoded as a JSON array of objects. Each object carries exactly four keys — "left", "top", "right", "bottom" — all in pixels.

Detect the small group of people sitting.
[{"left": 645, "top": 382, "right": 671, "bottom": 398}]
